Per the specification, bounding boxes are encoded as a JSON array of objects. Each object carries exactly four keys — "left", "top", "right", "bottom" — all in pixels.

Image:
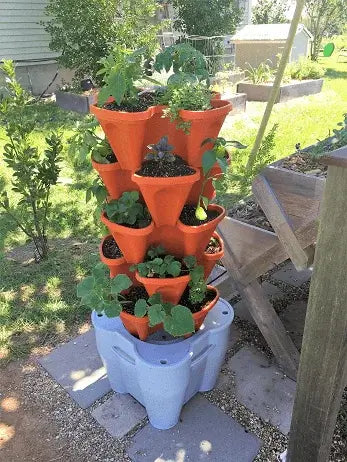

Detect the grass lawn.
[{"left": 0, "top": 54, "right": 346, "bottom": 364}]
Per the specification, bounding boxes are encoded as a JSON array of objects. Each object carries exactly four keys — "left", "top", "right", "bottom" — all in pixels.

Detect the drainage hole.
[
  {"left": 222, "top": 311, "right": 228, "bottom": 315},
  {"left": 161, "top": 335, "right": 167, "bottom": 340},
  {"left": 97, "top": 313, "right": 103, "bottom": 317},
  {"left": 160, "top": 359, "right": 167, "bottom": 365}
]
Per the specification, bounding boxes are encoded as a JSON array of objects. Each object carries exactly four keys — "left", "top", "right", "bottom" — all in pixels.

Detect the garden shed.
[
  {"left": 231, "top": 23, "right": 312, "bottom": 69},
  {"left": 0, "top": 0, "right": 72, "bottom": 95}
]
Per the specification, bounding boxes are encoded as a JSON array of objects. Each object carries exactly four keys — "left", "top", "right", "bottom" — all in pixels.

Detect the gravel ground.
[{"left": 1, "top": 262, "right": 346, "bottom": 462}]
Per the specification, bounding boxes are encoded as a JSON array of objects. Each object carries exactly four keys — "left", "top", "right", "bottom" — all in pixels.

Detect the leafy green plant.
[
  {"left": 77, "top": 263, "right": 133, "bottom": 317},
  {"left": 159, "top": 83, "right": 212, "bottom": 133},
  {"left": 42, "top": 0, "right": 161, "bottom": 84},
  {"left": 145, "top": 136, "right": 175, "bottom": 162},
  {"left": 154, "top": 43, "right": 210, "bottom": 85},
  {"left": 97, "top": 45, "right": 159, "bottom": 107},
  {"left": 103, "top": 191, "right": 150, "bottom": 227},
  {"left": 86, "top": 177, "right": 108, "bottom": 223},
  {"left": 286, "top": 57, "right": 324, "bottom": 81},
  {"left": 134, "top": 293, "right": 195, "bottom": 337},
  {"left": 77, "top": 263, "right": 195, "bottom": 336},
  {"left": 195, "top": 137, "right": 247, "bottom": 220},
  {"left": 252, "top": 0, "right": 289, "bottom": 24},
  {"left": 0, "top": 60, "right": 63, "bottom": 261},
  {"left": 245, "top": 61, "right": 273, "bottom": 84}
]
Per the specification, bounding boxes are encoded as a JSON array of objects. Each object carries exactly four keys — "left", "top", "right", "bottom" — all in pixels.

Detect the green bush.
[
  {"left": 245, "top": 61, "right": 273, "bottom": 84},
  {"left": 286, "top": 57, "right": 325, "bottom": 81},
  {"left": 42, "top": 0, "right": 161, "bottom": 85}
]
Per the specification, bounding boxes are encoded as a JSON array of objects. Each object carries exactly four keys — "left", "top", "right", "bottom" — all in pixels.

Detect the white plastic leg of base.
[{"left": 92, "top": 298, "right": 234, "bottom": 429}]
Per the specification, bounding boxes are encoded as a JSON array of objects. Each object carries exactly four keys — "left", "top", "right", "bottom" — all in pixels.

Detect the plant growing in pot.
[
  {"left": 99, "top": 234, "right": 136, "bottom": 281},
  {"left": 101, "top": 191, "right": 154, "bottom": 263},
  {"left": 132, "top": 136, "right": 200, "bottom": 226},
  {"left": 90, "top": 45, "right": 161, "bottom": 171}
]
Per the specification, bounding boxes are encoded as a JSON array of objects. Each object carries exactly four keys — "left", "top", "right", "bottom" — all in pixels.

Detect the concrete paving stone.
[
  {"left": 228, "top": 323, "right": 241, "bottom": 349},
  {"left": 280, "top": 300, "right": 307, "bottom": 350},
  {"left": 272, "top": 262, "right": 312, "bottom": 287},
  {"left": 229, "top": 346, "right": 296, "bottom": 434},
  {"left": 127, "top": 395, "right": 262, "bottom": 462},
  {"left": 38, "top": 330, "right": 111, "bottom": 409},
  {"left": 92, "top": 393, "right": 147, "bottom": 438}
]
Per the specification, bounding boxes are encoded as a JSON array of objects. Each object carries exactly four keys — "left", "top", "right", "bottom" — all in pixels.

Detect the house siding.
[
  {"left": 234, "top": 41, "right": 285, "bottom": 69},
  {"left": 0, "top": 0, "right": 58, "bottom": 62}
]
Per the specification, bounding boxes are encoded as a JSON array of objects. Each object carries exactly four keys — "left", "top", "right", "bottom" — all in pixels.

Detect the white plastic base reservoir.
[{"left": 92, "top": 298, "right": 234, "bottom": 429}]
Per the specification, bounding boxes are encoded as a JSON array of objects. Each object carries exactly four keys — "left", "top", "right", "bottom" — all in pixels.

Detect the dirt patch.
[
  {"left": 228, "top": 198, "right": 273, "bottom": 232},
  {"left": 279, "top": 152, "right": 327, "bottom": 178}
]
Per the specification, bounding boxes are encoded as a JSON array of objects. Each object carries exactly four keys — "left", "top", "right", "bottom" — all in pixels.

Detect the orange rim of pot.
[
  {"left": 90, "top": 100, "right": 157, "bottom": 122},
  {"left": 193, "top": 285, "right": 220, "bottom": 330},
  {"left": 91, "top": 159, "right": 120, "bottom": 173},
  {"left": 119, "top": 311, "right": 162, "bottom": 341},
  {"left": 180, "top": 99, "right": 232, "bottom": 121},
  {"left": 135, "top": 271, "right": 191, "bottom": 305},
  {"left": 204, "top": 231, "right": 224, "bottom": 261},
  {"left": 131, "top": 167, "right": 200, "bottom": 186},
  {"left": 99, "top": 234, "right": 126, "bottom": 266},
  {"left": 177, "top": 204, "right": 226, "bottom": 233}
]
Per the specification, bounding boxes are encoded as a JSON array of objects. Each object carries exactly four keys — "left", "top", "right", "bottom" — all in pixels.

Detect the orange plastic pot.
[
  {"left": 135, "top": 272, "right": 190, "bottom": 304},
  {"left": 132, "top": 168, "right": 200, "bottom": 227},
  {"left": 179, "top": 100, "right": 232, "bottom": 167},
  {"left": 200, "top": 231, "right": 224, "bottom": 279},
  {"left": 91, "top": 160, "right": 138, "bottom": 200},
  {"left": 211, "top": 91, "right": 222, "bottom": 100},
  {"left": 99, "top": 235, "right": 136, "bottom": 281},
  {"left": 90, "top": 102, "right": 157, "bottom": 171},
  {"left": 120, "top": 311, "right": 161, "bottom": 341},
  {"left": 101, "top": 212, "right": 154, "bottom": 264},
  {"left": 192, "top": 286, "right": 219, "bottom": 331},
  {"left": 177, "top": 204, "right": 226, "bottom": 257}
]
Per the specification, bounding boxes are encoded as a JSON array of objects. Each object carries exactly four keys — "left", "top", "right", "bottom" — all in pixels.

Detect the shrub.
[
  {"left": 0, "top": 60, "right": 63, "bottom": 260},
  {"left": 42, "top": 0, "right": 161, "bottom": 85},
  {"left": 245, "top": 61, "right": 273, "bottom": 84},
  {"left": 286, "top": 57, "right": 324, "bottom": 80}
]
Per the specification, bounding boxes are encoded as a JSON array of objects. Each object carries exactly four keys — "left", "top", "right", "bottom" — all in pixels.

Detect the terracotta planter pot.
[
  {"left": 200, "top": 232, "right": 224, "bottom": 279},
  {"left": 132, "top": 168, "right": 200, "bottom": 227},
  {"left": 211, "top": 91, "right": 222, "bottom": 100},
  {"left": 135, "top": 271, "right": 190, "bottom": 304},
  {"left": 193, "top": 286, "right": 219, "bottom": 331},
  {"left": 90, "top": 102, "right": 157, "bottom": 171},
  {"left": 91, "top": 160, "right": 138, "bottom": 199},
  {"left": 179, "top": 100, "right": 232, "bottom": 167},
  {"left": 120, "top": 311, "right": 161, "bottom": 341},
  {"left": 99, "top": 235, "right": 136, "bottom": 281},
  {"left": 177, "top": 204, "right": 226, "bottom": 257},
  {"left": 101, "top": 212, "right": 154, "bottom": 264}
]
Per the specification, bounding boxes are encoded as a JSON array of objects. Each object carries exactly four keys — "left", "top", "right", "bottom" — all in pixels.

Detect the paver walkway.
[{"left": 2, "top": 260, "right": 317, "bottom": 461}]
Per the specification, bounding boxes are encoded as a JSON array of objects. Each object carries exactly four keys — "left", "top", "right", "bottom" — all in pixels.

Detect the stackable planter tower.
[{"left": 89, "top": 96, "right": 234, "bottom": 429}]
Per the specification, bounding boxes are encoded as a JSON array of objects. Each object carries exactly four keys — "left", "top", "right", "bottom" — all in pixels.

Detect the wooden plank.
[
  {"left": 287, "top": 164, "right": 347, "bottom": 461},
  {"left": 218, "top": 223, "right": 300, "bottom": 380},
  {"left": 322, "top": 145, "right": 347, "bottom": 168},
  {"left": 253, "top": 175, "right": 309, "bottom": 270}
]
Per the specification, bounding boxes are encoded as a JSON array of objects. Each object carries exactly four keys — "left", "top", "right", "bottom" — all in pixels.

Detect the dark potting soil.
[
  {"left": 179, "top": 288, "right": 216, "bottom": 314},
  {"left": 179, "top": 204, "right": 219, "bottom": 226},
  {"left": 228, "top": 198, "right": 274, "bottom": 232},
  {"left": 102, "top": 236, "right": 122, "bottom": 259},
  {"left": 279, "top": 152, "right": 327, "bottom": 178},
  {"left": 122, "top": 286, "right": 149, "bottom": 315},
  {"left": 136, "top": 155, "right": 196, "bottom": 178},
  {"left": 102, "top": 92, "right": 155, "bottom": 112},
  {"left": 106, "top": 151, "right": 117, "bottom": 163},
  {"left": 205, "top": 236, "right": 221, "bottom": 254}
]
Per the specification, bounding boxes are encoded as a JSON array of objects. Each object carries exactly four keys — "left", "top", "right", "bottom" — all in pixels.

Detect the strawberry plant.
[{"left": 103, "top": 191, "right": 150, "bottom": 227}]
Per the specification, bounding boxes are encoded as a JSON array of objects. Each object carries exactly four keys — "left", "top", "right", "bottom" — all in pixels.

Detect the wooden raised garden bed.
[{"left": 237, "top": 78, "right": 323, "bottom": 103}]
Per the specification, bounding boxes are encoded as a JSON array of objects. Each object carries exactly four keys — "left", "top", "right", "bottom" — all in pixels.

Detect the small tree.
[
  {"left": 42, "top": 0, "right": 162, "bottom": 85},
  {"left": 252, "top": 0, "right": 289, "bottom": 24},
  {"left": 304, "top": 0, "right": 347, "bottom": 60},
  {"left": 172, "top": 0, "right": 241, "bottom": 36},
  {"left": 0, "top": 61, "right": 63, "bottom": 260}
]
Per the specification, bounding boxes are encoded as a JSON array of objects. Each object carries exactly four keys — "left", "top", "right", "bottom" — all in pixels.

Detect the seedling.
[{"left": 145, "top": 136, "right": 175, "bottom": 163}]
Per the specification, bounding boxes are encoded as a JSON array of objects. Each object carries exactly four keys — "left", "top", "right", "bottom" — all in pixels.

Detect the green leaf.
[
  {"left": 148, "top": 304, "right": 165, "bottom": 326},
  {"left": 183, "top": 255, "right": 196, "bottom": 269},
  {"left": 195, "top": 206, "right": 207, "bottom": 221},
  {"left": 108, "top": 70, "right": 127, "bottom": 105},
  {"left": 226, "top": 140, "right": 247, "bottom": 149},
  {"left": 77, "top": 276, "right": 95, "bottom": 298},
  {"left": 201, "top": 196, "right": 210, "bottom": 208},
  {"left": 163, "top": 305, "right": 194, "bottom": 337},
  {"left": 148, "top": 293, "right": 162, "bottom": 305},
  {"left": 80, "top": 291, "right": 103, "bottom": 309},
  {"left": 103, "top": 301, "right": 122, "bottom": 318},
  {"left": 202, "top": 150, "right": 217, "bottom": 175},
  {"left": 110, "top": 274, "right": 132, "bottom": 294},
  {"left": 92, "top": 263, "right": 108, "bottom": 282},
  {"left": 167, "top": 260, "right": 181, "bottom": 277},
  {"left": 134, "top": 299, "right": 148, "bottom": 317},
  {"left": 216, "top": 157, "right": 228, "bottom": 174}
]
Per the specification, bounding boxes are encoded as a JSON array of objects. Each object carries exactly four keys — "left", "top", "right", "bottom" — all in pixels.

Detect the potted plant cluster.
[{"left": 77, "top": 43, "right": 241, "bottom": 429}]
